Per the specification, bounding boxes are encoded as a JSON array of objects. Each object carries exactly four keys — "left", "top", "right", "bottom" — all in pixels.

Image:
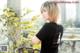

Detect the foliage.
[
  {"left": 0, "top": 7, "right": 21, "bottom": 53},
  {"left": 0, "top": 7, "right": 42, "bottom": 53}
]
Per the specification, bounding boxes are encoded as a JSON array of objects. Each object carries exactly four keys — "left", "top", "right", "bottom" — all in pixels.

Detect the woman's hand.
[{"left": 32, "top": 36, "right": 41, "bottom": 44}]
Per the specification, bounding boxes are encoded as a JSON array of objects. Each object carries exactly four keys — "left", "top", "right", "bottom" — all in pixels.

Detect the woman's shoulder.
[
  {"left": 43, "top": 22, "right": 63, "bottom": 29},
  {"left": 44, "top": 22, "right": 58, "bottom": 27},
  {"left": 45, "top": 22, "right": 57, "bottom": 25},
  {"left": 43, "top": 22, "right": 58, "bottom": 29},
  {"left": 58, "top": 24, "right": 63, "bottom": 29},
  {"left": 57, "top": 24, "right": 64, "bottom": 32}
]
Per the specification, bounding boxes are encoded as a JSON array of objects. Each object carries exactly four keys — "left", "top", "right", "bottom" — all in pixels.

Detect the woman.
[{"left": 32, "top": 1, "right": 63, "bottom": 53}]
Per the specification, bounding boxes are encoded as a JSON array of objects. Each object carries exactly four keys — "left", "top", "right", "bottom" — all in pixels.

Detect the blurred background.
[{"left": 0, "top": 0, "right": 80, "bottom": 53}]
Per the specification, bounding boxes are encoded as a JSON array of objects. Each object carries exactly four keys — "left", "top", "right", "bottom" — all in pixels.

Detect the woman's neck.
[{"left": 46, "top": 20, "right": 57, "bottom": 24}]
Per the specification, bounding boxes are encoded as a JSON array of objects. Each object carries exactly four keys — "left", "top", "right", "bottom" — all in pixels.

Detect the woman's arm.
[
  {"left": 32, "top": 23, "right": 49, "bottom": 44},
  {"left": 32, "top": 36, "right": 41, "bottom": 44}
]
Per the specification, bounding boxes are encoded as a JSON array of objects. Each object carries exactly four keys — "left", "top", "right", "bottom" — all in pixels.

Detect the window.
[{"left": 59, "top": 0, "right": 80, "bottom": 36}]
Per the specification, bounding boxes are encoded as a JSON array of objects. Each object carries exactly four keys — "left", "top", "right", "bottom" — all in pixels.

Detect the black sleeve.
[{"left": 36, "top": 23, "right": 51, "bottom": 41}]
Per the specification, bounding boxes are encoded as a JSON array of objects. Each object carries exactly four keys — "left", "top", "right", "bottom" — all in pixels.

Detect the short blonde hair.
[{"left": 41, "top": 1, "right": 59, "bottom": 22}]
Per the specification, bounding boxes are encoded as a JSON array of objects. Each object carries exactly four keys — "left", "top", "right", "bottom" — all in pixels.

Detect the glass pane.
[{"left": 65, "top": 3, "right": 76, "bottom": 28}]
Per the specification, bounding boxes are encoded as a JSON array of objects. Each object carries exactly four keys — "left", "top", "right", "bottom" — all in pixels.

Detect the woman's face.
[{"left": 41, "top": 9, "right": 50, "bottom": 21}]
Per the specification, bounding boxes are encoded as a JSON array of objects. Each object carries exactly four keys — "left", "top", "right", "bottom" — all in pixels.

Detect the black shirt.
[{"left": 36, "top": 22, "right": 63, "bottom": 53}]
